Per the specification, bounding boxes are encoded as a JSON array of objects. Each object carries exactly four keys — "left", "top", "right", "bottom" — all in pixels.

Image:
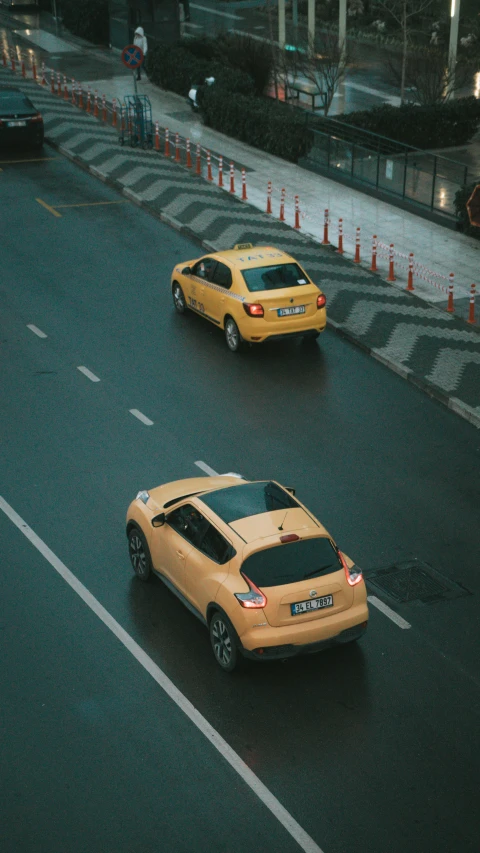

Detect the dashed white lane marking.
[
  {"left": 0, "top": 495, "right": 324, "bottom": 853},
  {"left": 367, "top": 595, "right": 411, "bottom": 629},
  {"left": 129, "top": 408, "right": 154, "bottom": 426},
  {"left": 27, "top": 324, "right": 47, "bottom": 339},
  {"left": 77, "top": 366, "right": 100, "bottom": 383},
  {"left": 195, "top": 460, "right": 219, "bottom": 476}
]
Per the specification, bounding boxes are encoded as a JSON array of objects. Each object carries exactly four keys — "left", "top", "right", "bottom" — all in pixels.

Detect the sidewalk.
[{"left": 1, "top": 31, "right": 480, "bottom": 428}]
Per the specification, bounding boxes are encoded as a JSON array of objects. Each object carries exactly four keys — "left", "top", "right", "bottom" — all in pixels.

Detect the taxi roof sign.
[{"left": 233, "top": 243, "right": 253, "bottom": 250}]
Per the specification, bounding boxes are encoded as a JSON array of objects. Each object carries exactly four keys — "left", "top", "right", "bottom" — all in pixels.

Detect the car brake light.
[
  {"left": 339, "top": 550, "right": 363, "bottom": 586},
  {"left": 317, "top": 293, "right": 326, "bottom": 309},
  {"left": 234, "top": 572, "right": 267, "bottom": 608},
  {"left": 243, "top": 302, "right": 264, "bottom": 317},
  {"left": 30, "top": 114, "right": 43, "bottom": 123},
  {"left": 280, "top": 533, "right": 299, "bottom": 543}
]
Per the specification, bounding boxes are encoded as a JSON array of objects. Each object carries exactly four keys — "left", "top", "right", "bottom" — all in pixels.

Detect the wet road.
[{"left": 1, "top": 149, "right": 479, "bottom": 853}]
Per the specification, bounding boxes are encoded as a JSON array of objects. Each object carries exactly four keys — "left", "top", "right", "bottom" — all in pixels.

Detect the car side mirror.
[
  {"left": 182, "top": 266, "right": 191, "bottom": 275},
  {"left": 151, "top": 512, "right": 165, "bottom": 527},
  {"left": 285, "top": 487, "right": 296, "bottom": 495}
]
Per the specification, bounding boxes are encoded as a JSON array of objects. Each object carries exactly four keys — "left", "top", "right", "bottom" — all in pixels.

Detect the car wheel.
[
  {"left": 224, "top": 318, "right": 242, "bottom": 353},
  {"left": 209, "top": 612, "right": 239, "bottom": 672},
  {"left": 128, "top": 527, "right": 152, "bottom": 581},
  {"left": 302, "top": 331, "right": 320, "bottom": 343},
  {"left": 172, "top": 282, "right": 187, "bottom": 314}
]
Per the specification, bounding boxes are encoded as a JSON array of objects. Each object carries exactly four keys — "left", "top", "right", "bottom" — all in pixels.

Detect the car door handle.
[{"left": 176, "top": 550, "right": 185, "bottom": 560}]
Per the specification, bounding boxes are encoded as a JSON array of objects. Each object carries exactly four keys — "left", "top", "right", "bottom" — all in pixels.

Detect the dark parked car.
[{"left": 0, "top": 87, "right": 44, "bottom": 149}]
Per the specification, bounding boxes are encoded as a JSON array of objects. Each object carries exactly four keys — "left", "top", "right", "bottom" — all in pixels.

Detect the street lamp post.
[
  {"left": 447, "top": 0, "right": 461, "bottom": 98},
  {"left": 339, "top": 0, "right": 346, "bottom": 64},
  {"left": 278, "top": 0, "right": 286, "bottom": 48},
  {"left": 308, "top": 0, "right": 315, "bottom": 46}
]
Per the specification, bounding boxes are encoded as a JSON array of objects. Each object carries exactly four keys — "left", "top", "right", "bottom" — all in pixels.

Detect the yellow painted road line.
[
  {"left": 0, "top": 158, "right": 57, "bottom": 164},
  {"left": 54, "top": 201, "right": 127, "bottom": 208},
  {"left": 36, "top": 198, "right": 62, "bottom": 217}
]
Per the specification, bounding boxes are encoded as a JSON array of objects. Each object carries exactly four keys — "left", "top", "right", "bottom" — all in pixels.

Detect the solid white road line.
[
  {"left": 77, "top": 366, "right": 101, "bottom": 383},
  {"left": 129, "top": 409, "right": 154, "bottom": 426},
  {"left": 0, "top": 495, "right": 324, "bottom": 853},
  {"left": 195, "top": 460, "right": 219, "bottom": 476},
  {"left": 367, "top": 595, "right": 411, "bottom": 629},
  {"left": 191, "top": 3, "right": 242, "bottom": 19},
  {"left": 27, "top": 324, "right": 47, "bottom": 339}
]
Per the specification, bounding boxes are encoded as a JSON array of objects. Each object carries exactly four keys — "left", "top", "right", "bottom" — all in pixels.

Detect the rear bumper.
[
  {"left": 0, "top": 127, "right": 44, "bottom": 147},
  {"left": 239, "top": 307, "right": 327, "bottom": 343},
  {"left": 242, "top": 621, "right": 368, "bottom": 661},
  {"left": 251, "top": 327, "right": 326, "bottom": 343}
]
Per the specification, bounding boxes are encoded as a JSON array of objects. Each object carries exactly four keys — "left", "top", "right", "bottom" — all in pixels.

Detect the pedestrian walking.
[{"left": 133, "top": 26, "right": 148, "bottom": 80}]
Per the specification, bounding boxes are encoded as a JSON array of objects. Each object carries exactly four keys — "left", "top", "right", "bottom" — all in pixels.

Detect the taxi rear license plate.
[
  {"left": 291, "top": 595, "right": 333, "bottom": 615},
  {"left": 278, "top": 306, "right": 305, "bottom": 317},
  {"left": 7, "top": 120, "right": 27, "bottom": 127}
]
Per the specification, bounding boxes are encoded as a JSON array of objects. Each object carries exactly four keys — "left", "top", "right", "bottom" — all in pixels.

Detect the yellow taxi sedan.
[
  {"left": 170, "top": 243, "right": 327, "bottom": 351},
  {"left": 126, "top": 476, "right": 368, "bottom": 671}
]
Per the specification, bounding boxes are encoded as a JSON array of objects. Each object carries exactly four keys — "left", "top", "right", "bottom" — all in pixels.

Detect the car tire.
[
  {"left": 128, "top": 526, "right": 152, "bottom": 582},
  {"left": 224, "top": 317, "right": 242, "bottom": 353},
  {"left": 302, "top": 331, "right": 320, "bottom": 343},
  {"left": 209, "top": 611, "right": 240, "bottom": 672},
  {"left": 172, "top": 282, "right": 187, "bottom": 314}
]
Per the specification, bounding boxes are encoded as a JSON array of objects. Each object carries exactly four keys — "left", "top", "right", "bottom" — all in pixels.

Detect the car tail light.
[
  {"left": 339, "top": 550, "right": 363, "bottom": 586},
  {"left": 30, "top": 114, "right": 43, "bottom": 123},
  {"left": 234, "top": 572, "right": 267, "bottom": 608},
  {"left": 280, "top": 533, "right": 299, "bottom": 543},
  {"left": 317, "top": 293, "right": 326, "bottom": 309},
  {"left": 243, "top": 302, "right": 264, "bottom": 317}
]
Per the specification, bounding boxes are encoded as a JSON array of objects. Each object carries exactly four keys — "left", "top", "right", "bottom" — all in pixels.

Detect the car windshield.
[
  {"left": 0, "top": 93, "right": 33, "bottom": 113},
  {"left": 242, "top": 537, "right": 342, "bottom": 587},
  {"left": 241, "top": 263, "right": 309, "bottom": 293}
]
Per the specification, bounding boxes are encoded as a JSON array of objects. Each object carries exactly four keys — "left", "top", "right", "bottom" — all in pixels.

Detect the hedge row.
[
  {"left": 146, "top": 44, "right": 255, "bottom": 99},
  {"left": 340, "top": 99, "right": 480, "bottom": 150},
  {"left": 201, "top": 86, "right": 310, "bottom": 163}
]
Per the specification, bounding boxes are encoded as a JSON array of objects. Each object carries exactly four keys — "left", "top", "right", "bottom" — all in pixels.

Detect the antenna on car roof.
[{"left": 278, "top": 509, "right": 289, "bottom": 531}]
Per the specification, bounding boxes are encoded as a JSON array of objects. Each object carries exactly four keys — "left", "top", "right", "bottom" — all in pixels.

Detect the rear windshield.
[
  {"left": 0, "top": 93, "right": 33, "bottom": 113},
  {"left": 241, "top": 263, "right": 309, "bottom": 293},
  {"left": 242, "top": 537, "right": 342, "bottom": 588}
]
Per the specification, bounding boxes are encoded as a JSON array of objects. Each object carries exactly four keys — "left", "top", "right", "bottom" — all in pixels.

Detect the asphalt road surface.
[{"left": 1, "top": 146, "right": 479, "bottom": 853}]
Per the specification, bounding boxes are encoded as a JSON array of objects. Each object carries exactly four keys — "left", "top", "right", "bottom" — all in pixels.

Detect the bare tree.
[
  {"left": 387, "top": 46, "right": 478, "bottom": 105},
  {"left": 375, "top": 0, "right": 437, "bottom": 103},
  {"left": 277, "top": 28, "right": 351, "bottom": 116}
]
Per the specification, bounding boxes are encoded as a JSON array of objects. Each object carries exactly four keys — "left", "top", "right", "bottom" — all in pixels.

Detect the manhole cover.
[{"left": 366, "top": 560, "right": 470, "bottom": 605}]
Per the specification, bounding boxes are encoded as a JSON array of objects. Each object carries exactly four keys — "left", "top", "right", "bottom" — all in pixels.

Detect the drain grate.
[{"left": 366, "top": 560, "right": 470, "bottom": 605}]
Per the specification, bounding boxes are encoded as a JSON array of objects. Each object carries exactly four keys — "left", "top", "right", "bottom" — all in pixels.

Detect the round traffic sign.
[{"left": 121, "top": 44, "right": 144, "bottom": 70}]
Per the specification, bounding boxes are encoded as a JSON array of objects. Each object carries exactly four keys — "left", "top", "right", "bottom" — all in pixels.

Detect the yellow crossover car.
[
  {"left": 170, "top": 244, "right": 327, "bottom": 351},
  {"left": 126, "top": 476, "right": 368, "bottom": 671}
]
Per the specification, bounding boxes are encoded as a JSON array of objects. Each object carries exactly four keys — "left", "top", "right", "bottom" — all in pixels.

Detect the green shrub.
[
  {"left": 341, "top": 98, "right": 480, "bottom": 149},
  {"left": 176, "top": 33, "right": 273, "bottom": 96},
  {"left": 454, "top": 181, "right": 480, "bottom": 240},
  {"left": 146, "top": 45, "right": 209, "bottom": 95},
  {"left": 200, "top": 86, "right": 310, "bottom": 163},
  {"left": 215, "top": 32, "right": 273, "bottom": 96},
  {"left": 146, "top": 44, "right": 254, "bottom": 97},
  {"left": 61, "top": 0, "right": 109, "bottom": 45}
]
